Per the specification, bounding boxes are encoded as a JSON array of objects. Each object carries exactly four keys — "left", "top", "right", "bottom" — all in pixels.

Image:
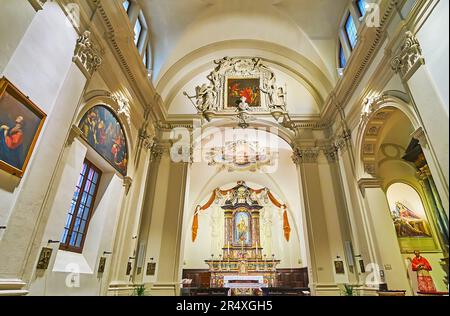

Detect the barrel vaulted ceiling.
[{"left": 138, "top": 0, "right": 351, "bottom": 115}]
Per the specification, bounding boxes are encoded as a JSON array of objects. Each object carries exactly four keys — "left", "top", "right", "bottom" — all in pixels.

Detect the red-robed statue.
[{"left": 411, "top": 250, "right": 437, "bottom": 293}]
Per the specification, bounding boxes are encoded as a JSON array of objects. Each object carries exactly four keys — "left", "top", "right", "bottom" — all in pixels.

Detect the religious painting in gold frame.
[
  {"left": 0, "top": 77, "right": 47, "bottom": 178},
  {"left": 36, "top": 247, "right": 53, "bottom": 270},
  {"left": 232, "top": 209, "right": 252, "bottom": 247}
]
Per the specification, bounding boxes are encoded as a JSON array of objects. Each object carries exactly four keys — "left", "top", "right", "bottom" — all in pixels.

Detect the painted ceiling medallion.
[{"left": 206, "top": 140, "right": 276, "bottom": 172}]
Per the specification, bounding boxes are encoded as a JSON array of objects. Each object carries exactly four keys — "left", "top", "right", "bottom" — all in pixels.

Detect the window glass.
[{"left": 345, "top": 14, "right": 358, "bottom": 49}]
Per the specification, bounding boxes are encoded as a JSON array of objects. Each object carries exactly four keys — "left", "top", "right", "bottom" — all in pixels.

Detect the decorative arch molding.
[
  {"left": 355, "top": 90, "right": 421, "bottom": 179},
  {"left": 191, "top": 119, "right": 296, "bottom": 151}
]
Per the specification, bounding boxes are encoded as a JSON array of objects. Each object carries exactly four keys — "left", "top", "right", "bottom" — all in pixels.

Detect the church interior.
[{"left": 0, "top": 0, "right": 448, "bottom": 297}]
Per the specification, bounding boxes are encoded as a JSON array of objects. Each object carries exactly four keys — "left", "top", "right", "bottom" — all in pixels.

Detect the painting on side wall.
[
  {"left": 391, "top": 201, "right": 431, "bottom": 238},
  {"left": 226, "top": 78, "right": 261, "bottom": 108},
  {"left": 386, "top": 183, "right": 438, "bottom": 252},
  {"left": 334, "top": 260, "right": 345, "bottom": 275},
  {"left": 0, "top": 77, "right": 47, "bottom": 178},
  {"left": 79, "top": 105, "right": 128, "bottom": 176}
]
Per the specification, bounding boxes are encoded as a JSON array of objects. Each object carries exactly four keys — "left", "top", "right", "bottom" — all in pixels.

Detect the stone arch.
[
  {"left": 355, "top": 90, "right": 421, "bottom": 180},
  {"left": 191, "top": 119, "right": 296, "bottom": 151}
]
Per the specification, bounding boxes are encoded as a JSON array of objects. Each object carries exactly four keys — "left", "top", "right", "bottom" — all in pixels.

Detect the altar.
[{"left": 203, "top": 182, "right": 281, "bottom": 295}]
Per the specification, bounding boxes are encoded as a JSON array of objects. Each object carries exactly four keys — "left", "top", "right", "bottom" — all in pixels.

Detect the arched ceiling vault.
[
  {"left": 157, "top": 41, "right": 331, "bottom": 112},
  {"left": 139, "top": 0, "right": 351, "bottom": 115}
]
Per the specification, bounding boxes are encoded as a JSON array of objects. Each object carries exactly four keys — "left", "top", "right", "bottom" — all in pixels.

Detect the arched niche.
[
  {"left": 386, "top": 182, "right": 438, "bottom": 252},
  {"left": 355, "top": 91, "right": 420, "bottom": 179}
]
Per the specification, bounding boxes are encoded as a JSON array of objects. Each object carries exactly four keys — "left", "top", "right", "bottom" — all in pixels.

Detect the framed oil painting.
[
  {"left": 334, "top": 260, "right": 345, "bottom": 274},
  {"left": 79, "top": 105, "right": 128, "bottom": 176},
  {"left": 226, "top": 78, "right": 261, "bottom": 108},
  {"left": 233, "top": 210, "right": 252, "bottom": 246},
  {"left": 0, "top": 77, "right": 46, "bottom": 178}
]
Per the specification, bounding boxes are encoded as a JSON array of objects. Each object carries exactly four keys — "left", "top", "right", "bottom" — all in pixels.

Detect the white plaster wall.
[
  {"left": 0, "top": 0, "right": 35, "bottom": 73},
  {"left": 0, "top": 2, "right": 78, "bottom": 238},
  {"left": 417, "top": 0, "right": 449, "bottom": 114},
  {"left": 28, "top": 145, "right": 125, "bottom": 296}
]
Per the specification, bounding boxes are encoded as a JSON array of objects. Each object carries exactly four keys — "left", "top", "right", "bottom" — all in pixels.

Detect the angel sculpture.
[{"left": 184, "top": 84, "right": 217, "bottom": 112}]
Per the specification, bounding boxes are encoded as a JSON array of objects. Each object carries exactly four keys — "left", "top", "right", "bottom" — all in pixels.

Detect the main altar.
[{"left": 203, "top": 183, "right": 281, "bottom": 294}]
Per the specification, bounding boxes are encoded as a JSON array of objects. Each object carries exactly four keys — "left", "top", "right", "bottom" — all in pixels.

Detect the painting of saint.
[
  {"left": 0, "top": 77, "right": 46, "bottom": 177},
  {"left": 79, "top": 106, "right": 128, "bottom": 176},
  {"left": 391, "top": 202, "right": 431, "bottom": 238},
  {"left": 227, "top": 78, "right": 261, "bottom": 108},
  {"left": 234, "top": 212, "right": 251, "bottom": 245}
]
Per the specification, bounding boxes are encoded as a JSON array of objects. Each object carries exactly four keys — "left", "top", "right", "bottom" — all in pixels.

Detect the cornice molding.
[{"left": 358, "top": 177, "right": 384, "bottom": 197}]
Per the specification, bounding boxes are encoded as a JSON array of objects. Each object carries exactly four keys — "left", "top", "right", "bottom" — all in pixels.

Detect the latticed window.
[{"left": 60, "top": 160, "right": 101, "bottom": 253}]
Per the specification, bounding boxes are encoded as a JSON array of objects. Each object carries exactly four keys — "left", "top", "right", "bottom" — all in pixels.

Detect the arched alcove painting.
[
  {"left": 387, "top": 183, "right": 437, "bottom": 252},
  {"left": 79, "top": 105, "right": 128, "bottom": 176}
]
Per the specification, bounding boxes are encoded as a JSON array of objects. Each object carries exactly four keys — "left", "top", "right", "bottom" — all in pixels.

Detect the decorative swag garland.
[{"left": 192, "top": 185, "right": 291, "bottom": 243}]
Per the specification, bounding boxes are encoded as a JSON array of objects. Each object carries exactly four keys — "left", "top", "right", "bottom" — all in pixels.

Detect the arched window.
[
  {"left": 121, "top": 1, "right": 153, "bottom": 75},
  {"left": 339, "top": 42, "right": 347, "bottom": 69},
  {"left": 345, "top": 14, "right": 358, "bottom": 49},
  {"left": 134, "top": 14, "right": 143, "bottom": 45},
  {"left": 337, "top": 1, "right": 367, "bottom": 72},
  {"left": 122, "top": 0, "right": 130, "bottom": 13},
  {"left": 357, "top": 0, "right": 367, "bottom": 16}
]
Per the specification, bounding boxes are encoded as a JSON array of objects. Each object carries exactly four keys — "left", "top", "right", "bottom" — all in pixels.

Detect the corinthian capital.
[
  {"left": 391, "top": 31, "right": 425, "bottom": 81},
  {"left": 73, "top": 31, "right": 103, "bottom": 78},
  {"left": 292, "top": 147, "right": 320, "bottom": 165}
]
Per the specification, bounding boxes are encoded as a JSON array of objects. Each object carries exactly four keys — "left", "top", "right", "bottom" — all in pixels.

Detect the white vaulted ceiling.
[{"left": 138, "top": 0, "right": 351, "bottom": 115}]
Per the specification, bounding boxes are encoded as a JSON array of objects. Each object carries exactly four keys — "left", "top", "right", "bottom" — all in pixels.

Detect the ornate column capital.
[
  {"left": 123, "top": 176, "right": 133, "bottom": 195},
  {"left": 391, "top": 31, "right": 425, "bottom": 81},
  {"left": 73, "top": 30, "right": 103, "bottom": 78},
  {"left": 292, "top": 147, "right": 320, "bottom": 165},
  {"left": 411, "top": 127, "right": 428, "bottom": 148},
  {"left": 357, "top": 178, "right": 384, "bottom": 197},
  {"left": 322, "top": 145, "right": 339, "bottom": 163},
  {"left": 150, "top": 142, "right": 171, "bottom": 162}
]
